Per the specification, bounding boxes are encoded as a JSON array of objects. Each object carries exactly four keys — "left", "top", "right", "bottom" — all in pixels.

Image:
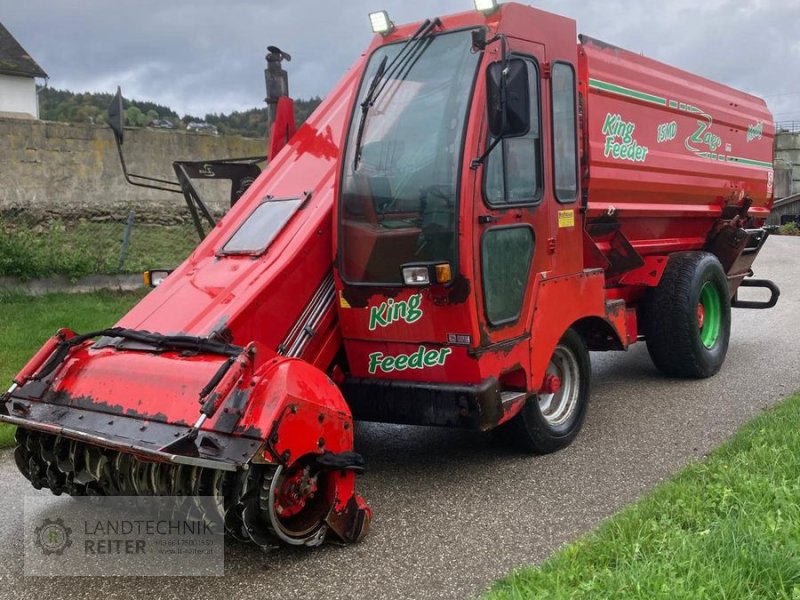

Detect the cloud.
[{"left": 2, "top": 0, "right": 797, "bottom": 121}]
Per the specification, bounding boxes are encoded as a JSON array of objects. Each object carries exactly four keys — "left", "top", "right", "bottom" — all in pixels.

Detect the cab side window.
[
  {"left": 551, "top": 63, "right": 578, "bottom": 202},
  {"left": 484, "top": 58, "right": 542, "bottom": 205}
]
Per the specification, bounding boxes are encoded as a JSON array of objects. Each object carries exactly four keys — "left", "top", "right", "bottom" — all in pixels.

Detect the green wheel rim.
[{"left": 698, "top": 282, "right": 722, "bottom": 348}]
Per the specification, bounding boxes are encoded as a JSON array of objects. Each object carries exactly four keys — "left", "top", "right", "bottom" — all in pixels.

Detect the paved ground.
[{"left": 0, "top": 237, "right": 797, "bottom": 599}]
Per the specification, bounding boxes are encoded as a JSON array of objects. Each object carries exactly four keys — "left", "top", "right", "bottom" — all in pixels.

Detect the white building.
[{"left": 0, "top": 21, "right": 47, "bottom": 118}]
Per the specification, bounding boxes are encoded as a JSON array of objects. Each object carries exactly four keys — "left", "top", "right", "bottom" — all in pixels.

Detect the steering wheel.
[{"left": 415, "top": 184, "right": 455, "bottom": 256}]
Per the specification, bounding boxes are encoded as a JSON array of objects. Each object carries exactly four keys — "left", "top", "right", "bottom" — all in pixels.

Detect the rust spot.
[{"left": 341, "top": 284, "right": 401, "bottom": 308}]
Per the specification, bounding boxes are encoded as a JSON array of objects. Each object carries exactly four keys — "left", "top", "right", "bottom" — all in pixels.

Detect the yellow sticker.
[
  {"left": 339, "top": 292, "right": 351, "bottom": 309},
  {"left": 558, "top": 209, "right": 575, "bottom": 228}
]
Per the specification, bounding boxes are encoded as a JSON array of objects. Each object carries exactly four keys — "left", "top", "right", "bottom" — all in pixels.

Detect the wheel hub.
[
  {"left": 538, "top": 345, "right": 580, "bottom": 427},
  {"left": 698, "top": 281, "right": 722, "bottom": 348},
  {"left": 542, "top": 374, "right": 562, "bottom": 394},
  {"left": 274, "top": 465, "right": 318, "bottom": 518}
]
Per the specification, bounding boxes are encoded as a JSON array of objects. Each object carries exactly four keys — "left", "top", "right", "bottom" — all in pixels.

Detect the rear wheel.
[
  {"left": 499, "top": 329, "right": 591, "bottom": 454},
  {"left": 642, "top": 251, "right": 731, "bottom": 378}
]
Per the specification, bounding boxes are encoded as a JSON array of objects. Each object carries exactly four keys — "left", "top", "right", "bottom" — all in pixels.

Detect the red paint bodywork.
[{"left": 5, "top": 3, "right": 776, "bottom": 532}]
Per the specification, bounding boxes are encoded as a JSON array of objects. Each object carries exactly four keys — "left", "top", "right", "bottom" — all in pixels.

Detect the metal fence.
[
  {"left": 0, "top": 206, "right": 203, "bottom": 280},
  {"left": 776, "top": 121, "right": 800, "bottom": 133}
]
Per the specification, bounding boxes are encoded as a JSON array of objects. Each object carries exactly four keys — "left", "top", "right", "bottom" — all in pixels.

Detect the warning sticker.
[
  {"left": 339, "top": 292, "right": 351, "bottom": 309},
  {"left": 558, "top": 210, "right": 575, "bottom": 228}
]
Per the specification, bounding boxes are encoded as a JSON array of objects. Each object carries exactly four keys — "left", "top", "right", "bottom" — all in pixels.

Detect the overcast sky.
[{"left": 2, "top": 0, "right": 798, "bottom": 122}]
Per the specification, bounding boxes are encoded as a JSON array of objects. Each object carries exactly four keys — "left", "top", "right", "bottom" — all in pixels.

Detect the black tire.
[
  {"left": 642, "top": 251, "right": 731, "bottom": 378},
  {"left": 499, "top": 329, "right": 591, "bottom": 454}
]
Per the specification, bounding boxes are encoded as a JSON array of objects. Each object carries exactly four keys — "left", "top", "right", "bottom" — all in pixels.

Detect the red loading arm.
[
  {"left": 264, "top": 45, "right": 296, "bottom": 161},
  {"left": 268, "top": 96, "right": 296, "bottom": 160}
]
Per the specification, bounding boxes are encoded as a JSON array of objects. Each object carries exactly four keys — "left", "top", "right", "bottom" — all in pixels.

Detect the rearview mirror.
[
  {"left": 486, "top": 58, "right": 530, "bottom": 138},
  {"left": 107, "top": 86, "right": 124, "bottom": 144}
]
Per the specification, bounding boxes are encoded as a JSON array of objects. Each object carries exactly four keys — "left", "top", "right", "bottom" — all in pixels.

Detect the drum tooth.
[
  {"left": 45, "top": 464, "right": 66, "bottom": 495},
  {"left": 39, "top": 435, "right": 57, "bottom": 463},
  {"left": 73, "top": 445, "right": 98, "bottom": 486},
  {"left": 223, "top": 471, "right": 250, "bottom": 542},
  {"left": 14, "top": 445, "right": 31, "bottom": 482}
]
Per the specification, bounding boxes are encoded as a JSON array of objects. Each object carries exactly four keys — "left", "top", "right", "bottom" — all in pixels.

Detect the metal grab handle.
[{"left": 732, "top": 278, "right": 780, "bottom": 309}]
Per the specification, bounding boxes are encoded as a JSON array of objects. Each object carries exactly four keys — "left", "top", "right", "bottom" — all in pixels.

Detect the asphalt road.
[{"left": 0, "top": 236, "right": 797, "bottom": 599}]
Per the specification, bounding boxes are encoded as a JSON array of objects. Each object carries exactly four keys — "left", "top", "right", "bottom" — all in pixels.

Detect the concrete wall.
[
  {"left": 0, "top": 117, "right": 265, "bottom": 223},
  {"left": 0, "top": 74, "right": 38, "bottom": 117},
  {"left": 775, "top": 131, "right": 800, "bottom": 197}
]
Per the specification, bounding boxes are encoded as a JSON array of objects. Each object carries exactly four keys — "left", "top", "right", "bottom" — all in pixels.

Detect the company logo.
[
  {"left": 368, "top": 294, "right": 423, "bottom": 331},
  {"left": 686, "top": 115, "right": 722, "bottom": 154},
  {"left": 747, "top": 121, "right": 764, "bottom": 142},
  {"left": 34, "top": 518, "right": 73, "bottom": 556},
  {"left": 368, "top": 345, "right": 452, "bottom": 374},
  {"left": 197, "top": 163, "right": 216, "bottom": 177},
  {"left": 602, "top": 113, "right": 649, "bottom": 162}
]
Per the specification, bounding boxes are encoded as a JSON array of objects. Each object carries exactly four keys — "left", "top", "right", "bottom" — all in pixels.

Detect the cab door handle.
[{"left": 478, "top": 215, "right": 498, "bottom": 225}]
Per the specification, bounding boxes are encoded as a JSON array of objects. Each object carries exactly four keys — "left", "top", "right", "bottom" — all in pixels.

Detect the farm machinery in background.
[{"left": 3, "top": 1, "right": 779, "bottom": 549}]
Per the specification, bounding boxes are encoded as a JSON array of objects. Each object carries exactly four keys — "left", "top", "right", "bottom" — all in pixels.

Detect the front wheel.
[{"left": 499, "top": 329, "right": 591, "bottom": 454}]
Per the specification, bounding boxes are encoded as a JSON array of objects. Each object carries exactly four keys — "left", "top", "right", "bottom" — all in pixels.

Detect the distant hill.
[{"left": 38, "top": 87, "right": 322, "bottom": 139}]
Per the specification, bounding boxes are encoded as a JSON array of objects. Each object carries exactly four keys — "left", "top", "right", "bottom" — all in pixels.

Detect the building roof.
[
  {"left": 0, "top": 21, "right": 47, "bottom": 78},
  {"left": 774, "top": 192, "right": 800, "bottom": 209}
]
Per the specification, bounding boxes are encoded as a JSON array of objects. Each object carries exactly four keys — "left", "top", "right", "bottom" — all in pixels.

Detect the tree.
[{"left": 125, "top": 106, "right": 147, "bottom": 127}]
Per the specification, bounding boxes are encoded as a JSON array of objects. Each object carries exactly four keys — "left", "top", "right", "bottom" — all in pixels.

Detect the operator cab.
[
  {"left": 335, "top": 3, "right": 582, "bottom": 426},
  {"left": 339, "top": 27, "right": 478, "bottom": 285}
]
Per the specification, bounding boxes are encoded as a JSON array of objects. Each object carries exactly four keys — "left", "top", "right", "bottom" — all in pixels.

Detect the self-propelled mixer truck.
[{"left": 2, "top": 2, "right": 779, "bottom": 548}]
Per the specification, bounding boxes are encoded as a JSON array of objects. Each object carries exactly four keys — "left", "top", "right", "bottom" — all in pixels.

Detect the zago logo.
[
  {"left": 368, "top": 345, "right": 452, "bottom": 374},
  {"left": 368, "top": 294, "right": 423, "bottom": 331},
  {"left": 686, "top": 115, "right": 722, "bottom": 154},
  {"left": 602, "top": 113, "right": 649, "bottom": 162}
]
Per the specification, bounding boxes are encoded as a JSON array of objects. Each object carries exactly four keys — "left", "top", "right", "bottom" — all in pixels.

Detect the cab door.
[{"left": 473, "top": 40, "right": 551, "bottom": 348}]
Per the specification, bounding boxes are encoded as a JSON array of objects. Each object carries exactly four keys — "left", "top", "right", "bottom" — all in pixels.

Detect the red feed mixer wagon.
[{"left": 2, "top": 2, "right": 779, "bottom": 548}]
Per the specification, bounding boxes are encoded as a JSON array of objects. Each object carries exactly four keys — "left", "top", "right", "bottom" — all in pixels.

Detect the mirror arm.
[
  {"left": 470, "top": 134, "right": 503, "bottom": 170},
  {"left": 113, "top": 132, "right": 183, "bottom": 193}
]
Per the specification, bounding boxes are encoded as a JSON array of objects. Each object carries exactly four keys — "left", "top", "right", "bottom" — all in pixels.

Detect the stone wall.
[
  {"left": 0, "top": 117, "right": 265, "bottom": 223},
  {"left": 2, "top": 119, "right": 797, "bottom": 223},
  {"left": 775, "top": 131, "right": 800, "bottom": 198}
]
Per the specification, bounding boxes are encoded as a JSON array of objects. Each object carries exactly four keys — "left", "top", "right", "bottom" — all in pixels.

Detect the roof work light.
[
  {"left": 474, "top": 0, "right": 499, "bottom": 15},
  {"left": 369, "top": 11, "right": 395, "bottom": 36}
]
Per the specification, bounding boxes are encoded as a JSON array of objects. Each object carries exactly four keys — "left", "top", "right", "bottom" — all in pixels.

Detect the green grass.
[
  {"left": 0, "top": 290, "right": 146, "bottom": 448},
  {"left": 777, "top": 222, "right": 800, "bottom": 236},
  {"left": 485, "top": 392, "right": 800, "bottom": 600},
  {"left": 0, "top": 220, "right": 199, "bottom": 279}
]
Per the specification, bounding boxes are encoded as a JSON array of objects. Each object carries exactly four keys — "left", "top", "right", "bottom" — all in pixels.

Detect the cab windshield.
[{"left": 339, "top": 29, "right": 479, "bottom": 284}]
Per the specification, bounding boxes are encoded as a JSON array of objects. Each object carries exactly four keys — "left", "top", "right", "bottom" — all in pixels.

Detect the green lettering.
[
  {"left": 601, "top": 113, "right": 619, "bottom": 136},
  {"left": 392, "top": 301, "right": 406, "bottom": 322},
  {"left": 368, "top": 345, "right": 452, "bottom": 374},
  {"left": 368, "top": 303, "right": 388, "bottom": 331},
  {"left": 604, "top": 135, "right": 615, "bottom": 157},
  {"left": 408, "top": 346, "right": 425, "bottom": 369},
  {"left": 437, "top": 348, "right": 452, "bottom": 365},
  {"left": 423, "top": 350, "right": 439, "bottom": 367},
  {"left": 622, "top": 122, "right": 634, "bottom": 144},
  {"left": 405, "top": 294, "right": 423, "bottom": 323},
  {"left": 367, "top": 352, "right": 383, "bottom": 374}
]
